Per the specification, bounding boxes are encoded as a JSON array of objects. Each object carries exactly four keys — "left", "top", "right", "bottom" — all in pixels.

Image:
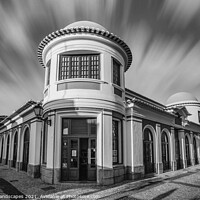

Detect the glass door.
[{"left": 88, "top": 138, "right": 96, "bottom": 181}]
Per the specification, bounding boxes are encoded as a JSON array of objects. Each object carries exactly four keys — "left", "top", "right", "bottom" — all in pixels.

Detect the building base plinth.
[
  {"left": 97, "top": 165, "right": 125, "bottom": 185},
  {"left": 171, "top": 161, "right": 177, "bottom": 171},
  {"left": 156, "top": 162, "right": 163, "bottom": 174},
  {"left": 40, "top": 165, "right": 60, "bottom": 184},
  {"left": 27, "top": 164, "right": 40, "bottom": 178},
  {"left": 126, "top": 165, "right": 144, "bottom": 180}
]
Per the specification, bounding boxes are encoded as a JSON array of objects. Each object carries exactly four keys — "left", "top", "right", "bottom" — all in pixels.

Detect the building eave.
[{"left": 38, "top": 27, "right": 132, "bottom": 71}]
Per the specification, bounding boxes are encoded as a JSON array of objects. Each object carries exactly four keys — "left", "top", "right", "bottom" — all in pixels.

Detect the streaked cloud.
[{"left": 0, "top": 0, "right": 199, "bottom": 115}]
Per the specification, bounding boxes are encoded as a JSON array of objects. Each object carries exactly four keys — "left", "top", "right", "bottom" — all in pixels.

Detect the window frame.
[
  {"left": 46, "top": 60, "right": 51, "bottom": 86},
  {"left": 42, "top": 118, "right": 48, "bottom": 164},
  {"left": 58, "top": 54, "right": 100, "bottom": 81},
  {"left": 198, "top": 111, "right": 200, "bottom": 123},
  {"left": 112, "top": 58, "right": 121, "bottom": 87},
  {"left": 62, "top": 118, "right": 97, "bottom": 136},
  {"left": 112, "top": 118, "right": 123, "bottom": 165}
]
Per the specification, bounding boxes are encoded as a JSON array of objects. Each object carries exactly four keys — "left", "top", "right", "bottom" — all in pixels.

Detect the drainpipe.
[
  {"left": 101, "top": 110, "right": 104, "bottom": 184},
  {"left": 52, "top": 111, "right": 56, "bottom": 184}
]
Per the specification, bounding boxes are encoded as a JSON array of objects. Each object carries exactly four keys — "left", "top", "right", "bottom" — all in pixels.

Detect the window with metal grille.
[
  {"left": 113, "top": 59, "right": 121, "bottom": 86},
  {"left": 59, "top": 54, "right": 100, "bottom": 80}
]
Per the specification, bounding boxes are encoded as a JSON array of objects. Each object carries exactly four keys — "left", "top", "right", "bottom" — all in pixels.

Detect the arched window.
[
  {"left": 143, "top": 128, "right": 154, "bottom": 174},
  {"left": 185, "top": 136, "right": 190, "bottom": 166},
  {"left": 193, "top": 137, "right": 198, "bottom": 165},
  {"left": 22, "top": 128, "right": 30, "bottom": 172},
  {"left": 13, "top": 132, "right": 18, "bottom": 168},
  {"left": 161, "top": 132, "right": 170, "bottom": 171},
  {"left": 0, "top": 137, "right": 4, "bottom": 163},
  {"left": 6, "top": 134, "right": 10, "bottom": 165}
]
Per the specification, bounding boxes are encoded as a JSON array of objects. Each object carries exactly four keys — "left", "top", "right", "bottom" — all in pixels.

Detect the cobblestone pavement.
[{"left": 1, "top": 165, "right": 200, "bottom": 200}]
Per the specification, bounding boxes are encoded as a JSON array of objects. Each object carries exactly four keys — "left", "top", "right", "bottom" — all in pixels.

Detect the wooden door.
[
  {"left": 79, "top": 138, "right": 88, "bottom": 180},
  {"left": 22, "top": 129, "right": 29, "bottom": 171},
  {"left": 13, "top": 133, "right": 18, "bottom": 168},
  {"left": 143, "top": 129, "right": 154, "bottom": 174}
]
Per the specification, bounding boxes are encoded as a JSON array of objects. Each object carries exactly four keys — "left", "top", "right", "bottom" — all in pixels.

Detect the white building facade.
[{"left": 0, "top": 21, "right": 200, "bottom": 185}]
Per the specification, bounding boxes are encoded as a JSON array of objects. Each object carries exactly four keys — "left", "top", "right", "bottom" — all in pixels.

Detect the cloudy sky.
[{"left": 0, "top": 0, "right": 200, "bottom": 115}]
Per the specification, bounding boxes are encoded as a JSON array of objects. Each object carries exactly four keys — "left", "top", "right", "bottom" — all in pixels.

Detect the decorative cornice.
[
  {"left": 125, "top": 98, "right": 174, "bottom": 116},
  {"left": 166, "top": 102, "right": 200, "bottom": 109},
  {"left": 0, "top": 100, "right": 37, "bottom": 126},
  {"left": 37, "top": 27, "right": 132, "bottom": 71}
]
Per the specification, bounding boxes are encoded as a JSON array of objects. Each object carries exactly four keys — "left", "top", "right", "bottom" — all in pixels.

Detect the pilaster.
[
  {"left": 190, "top": 133, "right": 195, "bottom": 166},
  {"left": 16, "top": 126, "right": 22, "bottom": 171},
  {"left": 170, "top": 127, "right": 177, "bottom": 171},
  {"left": 97, "top": 110, "right": 113, "bottom": 185},
  {"left": 156, "top": 124, "right": 163, "bottom": 174},
  {"left": 8, "top": 131, "right": 12, "bottom": 168},
  {"left": 28, "top": 119, "right": 42, "bottom": 178},
  {"left": 178, "top": 130, "right": 186, "bottom": 168}
]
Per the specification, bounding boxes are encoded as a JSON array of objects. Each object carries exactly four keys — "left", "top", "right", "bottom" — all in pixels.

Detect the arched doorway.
[
  {"left": 13, "top": 132, "right": 18, "bottom": 168},
  {"left": 161, "top": 132, "right": 170, "bottom": 171},
  {"left": 143, "top": 128, "right": 154, "bottom": 174},
  {"left": 185, "top": 136, "right": 191, "bottom": 166},
  {"left": 6, "top": 135, "right": 10, "bottom": 165},
  {"left": 0, "top": 137, "right": 4, "bottom": 163},
  {"left": 22, "top": 128, "right": 29, "bottom": 172},
  {"left": 193, "top": 137, "right": 198, "bottom": 165}
]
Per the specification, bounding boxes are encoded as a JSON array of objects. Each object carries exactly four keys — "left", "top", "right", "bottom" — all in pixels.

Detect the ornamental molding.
[{"left": 37, "top": 27, "right": 132, "bottom": 71}]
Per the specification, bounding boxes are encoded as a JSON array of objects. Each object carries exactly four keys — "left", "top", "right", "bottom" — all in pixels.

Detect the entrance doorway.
[
  {"left": 185, "top": 136, "right": 191, "bottom": 166},
  {"left": 6, "top": 135, "right": 9, "bottom": 165},
  {"left": 143, "top": 128, "right": 154, "bottom": 174},
  {"left": 193, "top": 137, "right": 198, "bottom": 165},
  {"left": 161, "top": 132, "right": 170, "bottom": 171},
  {"left": 79, "top": 138, "right": 88, "bottom": 180},
  {"left": 61, "top": 118, "right": 97, "bottom": 181},
  {"left": 62, "top": 137, "right": 96, "bottom": 181},
  {"left": 22, "top": 128, "right": 30, "bottom": 172},
  {"left": 13, "top": 132, "right": 18, "bottom": 168}
]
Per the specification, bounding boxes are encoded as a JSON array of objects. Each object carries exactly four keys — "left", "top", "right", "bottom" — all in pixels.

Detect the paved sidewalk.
[{"left": 1, "top": 164, "right": 200, "bottom": 199}]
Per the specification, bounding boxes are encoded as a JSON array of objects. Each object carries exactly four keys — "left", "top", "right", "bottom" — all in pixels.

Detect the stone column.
[
  {"left": 156, "top": 124, "right": 163, "bottom": 174},
  {"left": 170, "top": 128, "right": 177, "bottom": 171},
  {"left": 178, "top": 130, "right": 186, "bottom": 168},
  {"left": 28, "top": 119, "right": 42, "bottom": 178}
]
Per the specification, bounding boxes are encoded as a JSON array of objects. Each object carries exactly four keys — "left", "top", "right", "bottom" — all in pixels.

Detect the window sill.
[
  {"left": 113, "top": 164, "right": 124, "bottom": 168},
  {"left": 43, "top": 86, "right": 49, "bottom": 94},
  {"left": 112, "top": 83, "right": 124, "bottom": 92},
  {"left": 56, "top": 78, "right": 108, "bottom": 85}
]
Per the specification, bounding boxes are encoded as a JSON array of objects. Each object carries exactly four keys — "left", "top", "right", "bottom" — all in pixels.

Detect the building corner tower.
[{"left": 38, "top": 21, "right": 132, "bottom": 184}]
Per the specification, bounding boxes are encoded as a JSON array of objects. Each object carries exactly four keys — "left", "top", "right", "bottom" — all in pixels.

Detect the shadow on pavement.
[
  {"left": 152, "top": 188, "right": 177, "bottom": 200},
  {"left": 0, "top": 178, "right": 25, "bottom": 200}
]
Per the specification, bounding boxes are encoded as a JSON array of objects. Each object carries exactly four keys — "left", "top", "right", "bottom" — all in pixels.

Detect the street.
[{"left": 1, "top": 165, "right": 200, "bottom": 199}]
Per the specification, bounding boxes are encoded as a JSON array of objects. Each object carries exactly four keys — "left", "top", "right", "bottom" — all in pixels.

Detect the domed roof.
[
  {"left": 38, "top": 20, "right": 132, "bottom": 71},
  {"left": 64, "top": 21, "right": 107, "bottom": 31},
  {"left": 166, "top": 92, "right": 199, "bottom": 106}
]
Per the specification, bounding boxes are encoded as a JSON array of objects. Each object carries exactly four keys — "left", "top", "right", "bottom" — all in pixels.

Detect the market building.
[{"left": 0, "top": 21, "right": 200, "bottom": 185}]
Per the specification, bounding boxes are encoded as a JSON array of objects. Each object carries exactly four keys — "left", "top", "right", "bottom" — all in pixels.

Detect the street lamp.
[{"left": 33, "top": 104, "right": 51, "bottom": 126}]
